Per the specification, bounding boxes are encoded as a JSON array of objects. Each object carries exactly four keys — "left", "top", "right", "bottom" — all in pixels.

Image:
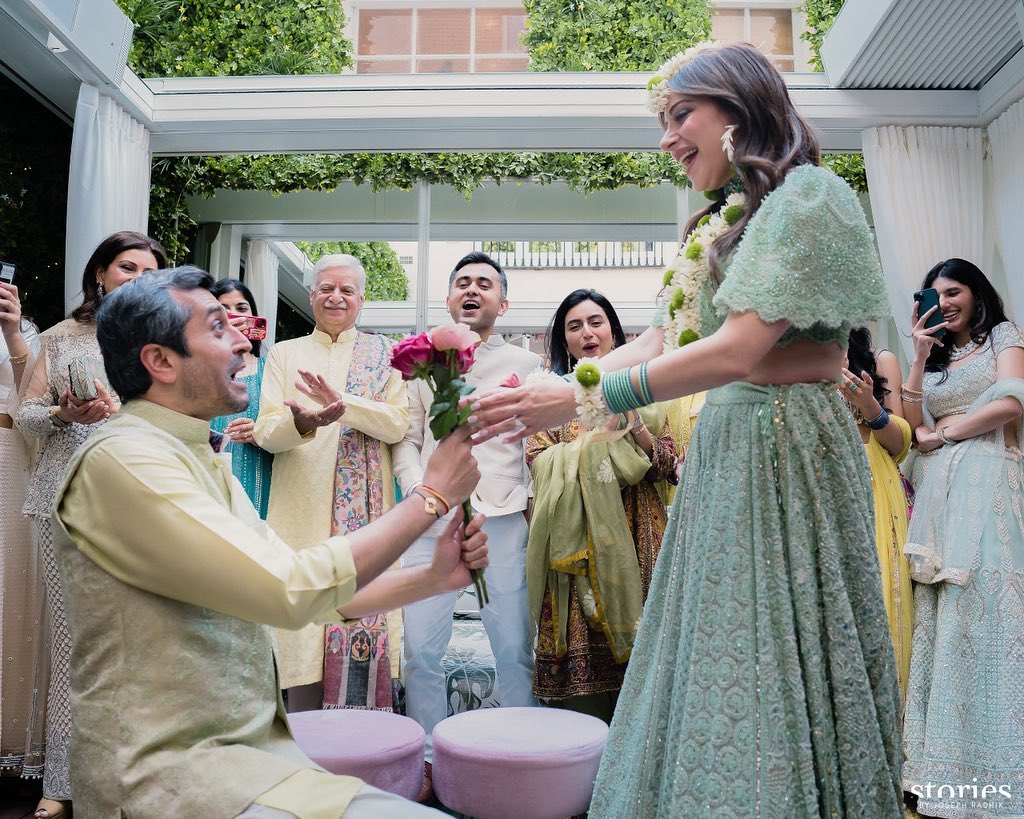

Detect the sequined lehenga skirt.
[
  {"left": 589, "top": 382, "right": 902, "bottom": 818},
  {"left": 0, "top": 427, "right": 46, "bottom": 778}
]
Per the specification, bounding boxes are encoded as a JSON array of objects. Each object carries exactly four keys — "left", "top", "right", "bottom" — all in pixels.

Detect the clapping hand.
[{"left": 285, "top": 369, "right": 347, "bottom": 435}]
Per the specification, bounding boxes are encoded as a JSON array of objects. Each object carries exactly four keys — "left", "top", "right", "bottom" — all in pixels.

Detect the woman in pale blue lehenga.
[
  {"left": 900, "top": 258, "right": 1024, "bottom": 818},
  {"left": 210, "top": 279, "right": 273, "bottom": 517},
  {"left": 469, "top": 42, "right": 902, "bottom": 816}
]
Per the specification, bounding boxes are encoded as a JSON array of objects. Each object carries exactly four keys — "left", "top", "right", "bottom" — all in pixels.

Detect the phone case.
[
  {"left": 68, "top": 355, "right": 108, "bottom": 401},
  {"left": 913, "top": 288, "right": 947, "bottom": 338}
]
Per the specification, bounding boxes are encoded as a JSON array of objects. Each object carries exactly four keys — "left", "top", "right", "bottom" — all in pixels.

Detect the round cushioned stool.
[
  {"left": 432, "top": 707, "right": 608, "bottom": 819},
  {"left": 287, "top": 709, "right": 425, "bottom": 801}
]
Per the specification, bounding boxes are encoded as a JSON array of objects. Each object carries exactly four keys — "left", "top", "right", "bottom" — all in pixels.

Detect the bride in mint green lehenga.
[{"left": 469, "top": 42, "right": 901, "bottom": 817}]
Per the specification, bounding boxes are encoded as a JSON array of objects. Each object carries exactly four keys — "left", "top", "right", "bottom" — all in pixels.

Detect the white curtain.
[
  {"left": 861, "top": 126, "right": 985, "bottom": 360},
  {"left": 987, "top": 99, "right": 1024, "bottom": 323},
  {"left": 65, "top": 84, "right": 152, "bottom": 314},
  {"left": 245, "top": 240, "right": 279, "bottom": 348}
]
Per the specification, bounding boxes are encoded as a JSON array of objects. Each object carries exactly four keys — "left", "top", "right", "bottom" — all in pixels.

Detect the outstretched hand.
[
  {"left": 430, "top": 508, "right": 489, "bottom": 593},
  {"left": 467, "top": 379, "right": 577, "bottom": 444},
  {"left": 285, "top": 369, "right": 346, "bottom": 436}
]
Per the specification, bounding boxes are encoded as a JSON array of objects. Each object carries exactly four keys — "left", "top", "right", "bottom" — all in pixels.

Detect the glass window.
[
  {"left": 476, "top": 8, "right": 527, "bottom": 54},
  {"left": 749, "top": 8, "right": 794, "bottom": 56},
  {"left": 709, "top": 4, "right": 808, "bottom": 72},
  {"left": 355, "top": 4, "right": 529, "bottom": 74},
  {"left": 357, "top": 9, "right": 412, "bottom": 56},
  {"left": 417, "top": 9, "right": 472, "bottom": 54}
]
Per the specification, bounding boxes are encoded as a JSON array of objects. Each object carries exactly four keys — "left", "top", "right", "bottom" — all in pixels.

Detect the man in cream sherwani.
[
  {"left": 255, "top": 254, "right": 409, "bottom": 710},
  {"left": 394, "top": 251, "right": 540, "bottom": 800}
]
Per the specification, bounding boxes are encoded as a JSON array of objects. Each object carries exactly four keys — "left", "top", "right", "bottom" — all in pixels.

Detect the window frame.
[
  {"left": 711, "top": 0, "right": 814, "bottom": 73},
  {"left": 352, "top": 0, "right": 530, "bottom": 74}
]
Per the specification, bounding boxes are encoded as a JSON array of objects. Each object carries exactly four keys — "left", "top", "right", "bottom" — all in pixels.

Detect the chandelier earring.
[
  {"left": 97, "top": 281, "right": 106, "bottom": 298},
  {"left": 721, "top": 124, "right": 737, "bottom": 163}
]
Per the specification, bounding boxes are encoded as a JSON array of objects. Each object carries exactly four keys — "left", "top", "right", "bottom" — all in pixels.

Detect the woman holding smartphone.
[
  {"left": 14, "top": 231, "right": 165, "bottom": 819},
  {"left": 468, "top": 42, "right": 901, "bottom": 816},
  {"left": 209, "top": 278, "right": 273, "bottom": 517},
  {"left": 901, "top": 258, "right": 1024, "bottom": 818}
]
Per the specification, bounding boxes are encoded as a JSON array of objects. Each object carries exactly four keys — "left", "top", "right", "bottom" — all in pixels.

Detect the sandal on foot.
[{"left": 34, "top": 798, "right": 69, "bottom": 819}]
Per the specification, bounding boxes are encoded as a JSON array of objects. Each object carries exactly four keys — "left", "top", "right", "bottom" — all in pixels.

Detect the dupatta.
[{"left": 904, "top": 377, "right": 1024, "bottom": 585}]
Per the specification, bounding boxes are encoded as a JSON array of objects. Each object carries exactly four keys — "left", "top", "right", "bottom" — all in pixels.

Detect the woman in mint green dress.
[
  {"left": 469, "top": 41, "right": 901, "bottom": 816},
  {"left": 210, "top": 279, "right": 273, "bottom": 517}
]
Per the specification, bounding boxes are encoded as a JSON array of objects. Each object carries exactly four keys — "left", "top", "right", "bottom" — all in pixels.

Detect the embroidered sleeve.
[
  {"left": 713, "top": 165, "right": 889, "bottom": 330},
  {"left": 991, "top": 321, "right": 1024, "bottom": 357}
]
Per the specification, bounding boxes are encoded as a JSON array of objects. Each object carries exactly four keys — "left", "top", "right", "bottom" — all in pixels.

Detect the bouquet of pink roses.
[{"left": 391, "top": 323, "right": 489, "bottom": 604}]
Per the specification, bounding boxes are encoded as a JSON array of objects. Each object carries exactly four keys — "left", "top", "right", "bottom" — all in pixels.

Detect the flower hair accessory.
[{"left": 646, "top": 41, "right": 725, "bottom": 114}]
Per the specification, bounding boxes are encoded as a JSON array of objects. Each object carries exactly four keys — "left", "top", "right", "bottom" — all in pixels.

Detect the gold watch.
[{"left": 413, "top": 488, "right": 443, "bottom": 518}]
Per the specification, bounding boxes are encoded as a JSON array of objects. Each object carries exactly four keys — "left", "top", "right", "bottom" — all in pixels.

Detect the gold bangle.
[
  {"left": 901, "top": 393, "right": 923, "bottom": 404},
  {"left": 417, "top": 484, "right": 451, "bottom": 516},
  {"left": 901, "top": 383, "right": 924, "bottom": 396},
  {"left": 9, "top": 352, "right": 28, "bottom": 365}
]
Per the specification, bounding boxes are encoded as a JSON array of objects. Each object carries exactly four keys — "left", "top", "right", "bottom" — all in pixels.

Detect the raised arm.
[{"left": 471, "top": 310, "right": 789, "bottom": 443}]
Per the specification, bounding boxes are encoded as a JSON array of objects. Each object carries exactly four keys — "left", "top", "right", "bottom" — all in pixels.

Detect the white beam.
[{"left": 142, "top": 72, "right": 979, "bottom": 155}]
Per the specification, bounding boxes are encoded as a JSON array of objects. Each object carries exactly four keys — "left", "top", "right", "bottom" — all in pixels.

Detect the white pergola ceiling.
[{"left": 3, "top": 0, "right": 1019, "bottom": 155}]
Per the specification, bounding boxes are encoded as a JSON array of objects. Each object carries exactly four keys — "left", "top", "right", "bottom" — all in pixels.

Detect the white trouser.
[
  {"left": 402, "top": 511, "right": 536, "bottom": 760},
  {"left": 239, "top": 784, "right": 447, "bottom": 817}
]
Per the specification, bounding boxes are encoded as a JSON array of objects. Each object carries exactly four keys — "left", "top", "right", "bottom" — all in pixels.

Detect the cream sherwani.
[{"left": 254, "top": 327, "right": 408, "bottom": 688}]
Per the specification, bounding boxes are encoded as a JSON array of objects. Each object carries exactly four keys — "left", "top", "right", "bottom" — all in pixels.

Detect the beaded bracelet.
[
  {"left": 900, "top": 393, "right": 923, "bottom": 404},
  {"left": 901, "top": 383, "right": 924, "bottom": 396},
  {"left": 865, "top": 408, "right": 890, "bottom": 431}
]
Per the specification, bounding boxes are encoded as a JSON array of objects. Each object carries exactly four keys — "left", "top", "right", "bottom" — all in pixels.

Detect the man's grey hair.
[
  {"left": 313, "top": 254, "right": 366, "bottom": 293},
  {"left": 96, "top": 266, "right": 214, "bottom": 402}
]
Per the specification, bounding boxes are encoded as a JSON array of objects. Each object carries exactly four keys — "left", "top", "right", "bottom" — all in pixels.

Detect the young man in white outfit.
[{"left": 393, "top": 252, "right": 541, "bottom": 801}]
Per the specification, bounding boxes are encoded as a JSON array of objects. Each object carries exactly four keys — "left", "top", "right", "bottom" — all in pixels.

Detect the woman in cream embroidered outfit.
[
  {"left": 901, "top": 258, "right": 1024, "bottom": 818},
  {"left": 469, "top": 42, "right": 901, "bottom": 816},
  {"left": 15, "top": 231, "right": 165, "bottom": 818}
]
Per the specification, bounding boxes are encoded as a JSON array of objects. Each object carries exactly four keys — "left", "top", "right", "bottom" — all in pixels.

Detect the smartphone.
[
  {"left": 913, "top": 287, "right": 947, "bottom": 339},
  {"left": 0, "top": 263, "right": 13, "bottom": 313},
  {"left": 228, "top": 313, "right": 268, "bottom": 341}
]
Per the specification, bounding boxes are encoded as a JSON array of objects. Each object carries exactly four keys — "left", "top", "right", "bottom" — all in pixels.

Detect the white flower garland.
[{"left": 660, "top": 191, "right": 746, "bottom": 353}]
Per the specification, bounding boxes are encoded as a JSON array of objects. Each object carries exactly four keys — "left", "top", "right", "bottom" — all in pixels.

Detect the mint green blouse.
[{"left": 658, "top": 165, "right": 889, "bottom": 347}]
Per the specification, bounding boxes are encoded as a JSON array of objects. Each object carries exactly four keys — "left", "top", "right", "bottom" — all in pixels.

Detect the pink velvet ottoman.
[
  {"left": 287, "top": 709, "right": 425, "bottom": 801},
  {"left": 432, "top": 707, "right": 609, "bottom": 819}
]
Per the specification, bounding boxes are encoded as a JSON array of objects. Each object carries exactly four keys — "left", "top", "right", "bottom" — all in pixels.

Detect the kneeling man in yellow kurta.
[{"left": 52, "top": 267, "right": 486, "bottom": 818}]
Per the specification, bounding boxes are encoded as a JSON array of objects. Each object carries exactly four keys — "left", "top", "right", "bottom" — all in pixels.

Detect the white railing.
[{"left": 476, "top": 240, "right": 665, "bottom": 269}]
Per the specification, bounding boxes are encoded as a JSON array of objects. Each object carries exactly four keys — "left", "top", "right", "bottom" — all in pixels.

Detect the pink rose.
[
  {"left": 430, "top": 323, "right": 480, "bottom": 352},
  {"left": 390, "top": 332, "right": 436, "bottom": 380},
  {"left": 500, "top": 373, "right": 521, "bottom": 388},
  {"left": 430, "top": 323, "right": 480, "bottom": 374}
]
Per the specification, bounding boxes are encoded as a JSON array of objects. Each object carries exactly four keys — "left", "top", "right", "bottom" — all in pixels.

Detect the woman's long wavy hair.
[
  {"left": 546, "top": 289, "right": 627, "bottom": 376},
  {"left": 921, "top": 258, "right": 1008, "bottom": 376},
  {"left": 664, "top": 42, "right": 820, "bottom": 286},
  {"left": 72, "top": 231, "right": 168, "bottom": 323},
  {"left": 847, "top": 327, "right": 888, "bottom": 406}
]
